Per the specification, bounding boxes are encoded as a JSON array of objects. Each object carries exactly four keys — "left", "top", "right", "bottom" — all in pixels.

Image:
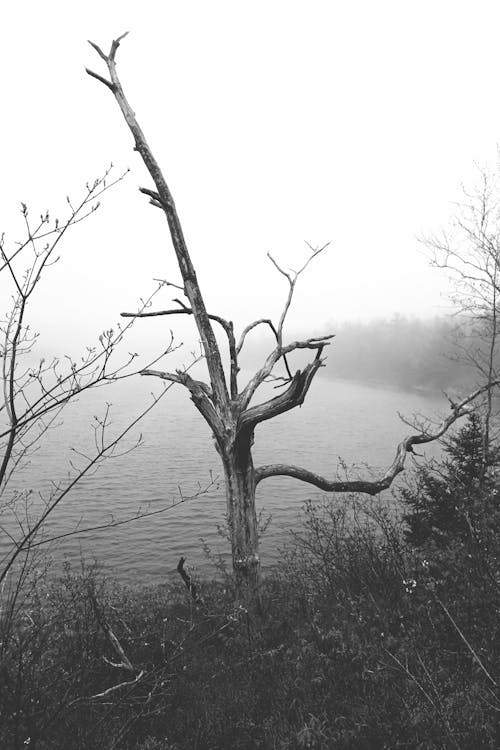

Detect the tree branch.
[
  {"left": 87, "top": 35, "right": 230, "bottom": 413},
  {"left": 255, "top": 380, "right": 500, "bottom": 493},
  {"left": 68, "top": 671, "right": 145, "bottom": 706},
  {"left": 84, "top": 68, "right": 115, "bottom": 91},
  {"left": 239, "top": 334, "right": 334, "bottom": 410},
  {"left": 0, "top": 382, "right": 175, "bottom": 586},
  {"left": 122, "top": 304, "right": 239, "bottom": 398},
  {"left": 268, "top": 242, "right": 328, "bottom": 347},
  {"left": 141, "top": 368, "right": 225, "bottom": 436},
  {"left": 238, "top": 347, "right": 325, "bottom": 431},
  {"left": 237, "top": 318, "right": 276, "bottom": 354},
  {"left": 89, "top": 588, "right": 135, "bottom": 673},
  {"left": 237, "top": 318, "right": 293, "bottom": 380}
]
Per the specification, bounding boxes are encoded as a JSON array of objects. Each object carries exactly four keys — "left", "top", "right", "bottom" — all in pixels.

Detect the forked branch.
[
  {"left": 237, "top": 244, "right": 330, "bottom": 405},
  {"left": 269, "top": 242, "right": 328, "bottom": 347}
]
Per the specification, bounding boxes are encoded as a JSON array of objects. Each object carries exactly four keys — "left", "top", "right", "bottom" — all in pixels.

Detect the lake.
[{"left": 1, "top": 376, "right": 444, "bottom": 584}]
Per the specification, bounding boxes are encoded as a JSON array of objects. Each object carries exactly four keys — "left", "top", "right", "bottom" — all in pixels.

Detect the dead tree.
[{"left": 86, "top": 35, "right": 499, "bottom": 612}]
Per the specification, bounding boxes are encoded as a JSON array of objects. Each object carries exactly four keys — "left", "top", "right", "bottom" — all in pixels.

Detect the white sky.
[{"left": 2, "top": 1, "right": 500, "bottom": 358}]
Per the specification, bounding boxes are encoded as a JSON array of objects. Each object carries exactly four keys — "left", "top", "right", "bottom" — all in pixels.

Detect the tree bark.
[{"left": 217, "top": 427, "right": 261, "bottom": 613}]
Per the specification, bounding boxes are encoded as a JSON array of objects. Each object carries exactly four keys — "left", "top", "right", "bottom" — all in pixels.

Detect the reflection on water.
[{"left": 1, "top": 376, "right": 444, "bottom": 584}]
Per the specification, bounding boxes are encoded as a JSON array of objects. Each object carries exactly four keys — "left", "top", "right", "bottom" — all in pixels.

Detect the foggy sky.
[{"left": 2, "top": 1, "right": 500, "bottom": 364}]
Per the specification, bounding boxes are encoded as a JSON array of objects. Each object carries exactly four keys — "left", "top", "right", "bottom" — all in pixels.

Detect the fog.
[
  {"left": 221, "top": 315, "right": 477, "bottom": 395},
  {"left": 4, "top": 1, "right": 500, "bottom": 357},
  {"left": 3, "top": 2, "right": 500, "bottom": 404}
]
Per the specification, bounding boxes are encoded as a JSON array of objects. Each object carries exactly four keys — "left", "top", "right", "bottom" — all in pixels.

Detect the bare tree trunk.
[{"left": 217, "top": 428, "right": 261, "bottom": 613}]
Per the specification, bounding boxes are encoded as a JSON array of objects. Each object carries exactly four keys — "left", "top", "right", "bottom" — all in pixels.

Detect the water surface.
[{"left": 1, "top": 376, "right": 444, "bottom": 584}]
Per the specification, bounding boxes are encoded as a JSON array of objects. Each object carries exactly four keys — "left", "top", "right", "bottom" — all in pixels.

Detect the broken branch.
[{"left": 177, "top": 556, "right": 204, "bottom": 605}]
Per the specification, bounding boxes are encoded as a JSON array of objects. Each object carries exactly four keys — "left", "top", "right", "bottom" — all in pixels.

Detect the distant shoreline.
[{"left": 323, "top": 373, "right": 445, "bottom": 398}]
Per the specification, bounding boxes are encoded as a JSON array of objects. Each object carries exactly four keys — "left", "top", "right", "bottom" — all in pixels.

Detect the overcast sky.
[{"left": 2, "top": 1, "right": 500, "bottom": 360}]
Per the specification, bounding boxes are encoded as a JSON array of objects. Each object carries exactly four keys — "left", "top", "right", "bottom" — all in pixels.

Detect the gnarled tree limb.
[
  {"left": 239, "top": 334, "right": 334, "bottom": 410},
  {"left": 238, "top": 347, "right": 325, "bottom": 430},
  {"left": 255, "top": 379, "right": 500, "bottom": 493}
]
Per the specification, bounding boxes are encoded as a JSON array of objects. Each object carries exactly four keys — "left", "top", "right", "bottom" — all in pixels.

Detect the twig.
[{"left": 436, "top": 597, "right": 497, "bottom": 687}]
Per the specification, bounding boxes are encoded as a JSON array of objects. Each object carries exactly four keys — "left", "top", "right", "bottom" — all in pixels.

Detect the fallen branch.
[
  {"left": 89, "top": 588, "right": 135, "bottom": 673},
  {"left": 68, "top": 670, "right": 146, "bottom": 706}
]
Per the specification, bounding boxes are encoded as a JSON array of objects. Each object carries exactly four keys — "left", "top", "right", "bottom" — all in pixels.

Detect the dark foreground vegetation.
[{"left": 1, "top": 416, "right": 500, "bottom": 749}]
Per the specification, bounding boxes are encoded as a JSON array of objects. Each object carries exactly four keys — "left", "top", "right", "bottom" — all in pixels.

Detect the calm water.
[{"left": 1, "top": 376, "right": 443, "bottom": 584}]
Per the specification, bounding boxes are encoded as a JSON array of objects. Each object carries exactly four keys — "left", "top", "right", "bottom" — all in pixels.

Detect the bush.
[{"left": 401, "top": 412, "right": 499, "bottom": 546}]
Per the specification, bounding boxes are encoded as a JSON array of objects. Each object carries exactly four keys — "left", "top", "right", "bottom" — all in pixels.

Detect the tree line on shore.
[
  {"left": 242, "top": 314, "right": 481, "bottom": 392},
  {"left": 323, "top": 315, "right": 474, "bottom": 391}
]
